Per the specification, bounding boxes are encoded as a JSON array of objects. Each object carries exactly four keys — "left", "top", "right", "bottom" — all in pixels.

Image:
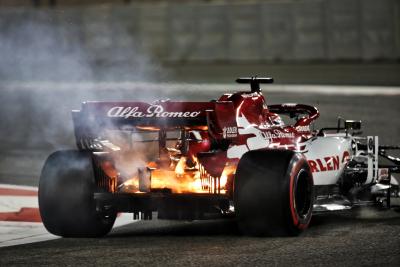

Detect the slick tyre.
[
  {"left": 39, "top": 150, "right": 116, "bottom": 237},
  {"left": 234, "top": 149, "right": 314, "bottom": 236}
]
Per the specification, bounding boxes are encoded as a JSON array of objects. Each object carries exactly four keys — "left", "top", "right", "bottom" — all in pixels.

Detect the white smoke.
[{"left": 0, "top": 7, "right": 167, "bottom": 152}]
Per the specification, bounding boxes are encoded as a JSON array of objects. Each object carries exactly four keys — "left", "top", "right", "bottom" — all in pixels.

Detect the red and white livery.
[{"left": 38, "top": 77, "right": 400, "bottom": 237}]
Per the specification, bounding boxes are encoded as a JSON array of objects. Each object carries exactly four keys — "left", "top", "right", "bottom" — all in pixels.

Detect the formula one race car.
[{"left": 38, "top": 77, "right": 400, "bottom": 237}]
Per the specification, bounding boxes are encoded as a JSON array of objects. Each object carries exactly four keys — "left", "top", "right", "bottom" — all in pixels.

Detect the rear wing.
[
  {"left": 73, "top": 101, "right": 215, "bottom": 128},
  {"left": 72, "top": 101, "right": 236, "bottom": 150}
]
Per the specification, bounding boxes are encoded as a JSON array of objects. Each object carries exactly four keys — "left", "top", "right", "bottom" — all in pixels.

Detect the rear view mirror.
[{"left": 345, "top": 120, "right": 362, "bottom": 131}]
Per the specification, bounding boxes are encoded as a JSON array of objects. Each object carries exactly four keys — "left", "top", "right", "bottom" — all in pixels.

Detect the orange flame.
[{"left": 119, "top": 156, "right": 236, "bottom": 194}]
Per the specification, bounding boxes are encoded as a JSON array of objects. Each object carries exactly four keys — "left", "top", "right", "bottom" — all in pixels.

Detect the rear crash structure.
[{"left": 38, "top": 77, "right": 400, "bottom": 237}]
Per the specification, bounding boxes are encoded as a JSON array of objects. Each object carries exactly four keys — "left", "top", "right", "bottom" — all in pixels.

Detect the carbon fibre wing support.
[{"left": 236, "top": 77, "right": 273, "bottom": 92}]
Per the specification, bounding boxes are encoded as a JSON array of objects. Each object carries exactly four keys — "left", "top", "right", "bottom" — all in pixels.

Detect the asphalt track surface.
[
  {"left": 0, "top": 209, "right": 399, "bottom": 266},
  {"left": 0, "top": 84, "right": 399, "bottom": 266}
]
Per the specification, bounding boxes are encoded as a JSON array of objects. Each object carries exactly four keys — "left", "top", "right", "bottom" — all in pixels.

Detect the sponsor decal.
[
  {"left": 342, "top": 151, "right": 350, "bottom": 163},
  {"left": 368, "top": 136, "right": 375, "bottom": 152},
  {"left": 227, "top": 114, "right": 270, "bottom": 158},
  {"left": 378, "top": 168, "right": 389, "bottom": 181},
  {"left": 227, "top": 114, "right": 296, "bottom": 159},
  {"left": 222, "top": 126, "right": 238, "bottom": 138},
  {"left": 296, "top": 125, "right": 310, "bottom": 132},
  {"left": 308, "top": 151, "right": 350, "bottom": 173},
  {"left": 282, "top": 103, "right": 297, "bottom": 107},
  {"left": 261, "top": 129, "right": 295, "bottom": 139},
  {"left": 107, "top": 105, "right": 201, "bottom": 119}
]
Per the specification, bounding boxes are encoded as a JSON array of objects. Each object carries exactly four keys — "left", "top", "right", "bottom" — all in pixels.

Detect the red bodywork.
[{"left": 73, "top": 89, "right": 319, "bottom": 195}]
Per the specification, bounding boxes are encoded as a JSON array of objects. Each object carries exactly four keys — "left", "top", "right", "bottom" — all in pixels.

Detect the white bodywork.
[
  {"left": 225, "top": 112, "right": 382, "bottom": 188},
  {"left": 303, "top": 135, "right": 353, "bottom": 185}
]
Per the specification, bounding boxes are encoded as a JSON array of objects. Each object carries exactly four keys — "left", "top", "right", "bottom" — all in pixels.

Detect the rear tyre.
[
  {"left": 39, "top": 150, "right": 116, "bottom": 237},
  {"left": 234, "top": 149, "right": 314, "bottom": 236}
]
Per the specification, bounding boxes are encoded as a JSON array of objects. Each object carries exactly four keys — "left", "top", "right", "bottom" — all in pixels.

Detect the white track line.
[
  {"left": 0, "top": 222, "right": 58, "bottom": 248},
  {"left": 0, "top": 214, "right": 137, "bottom": 248},
  {"left": 2, "top": 82, "right": 400, "bottom": 96},
  {"left": 0, "top": 184, "right": 38, "bottom": 191},
  {"left": 0, "top": 184, "right": 137, "bottom": 248}
]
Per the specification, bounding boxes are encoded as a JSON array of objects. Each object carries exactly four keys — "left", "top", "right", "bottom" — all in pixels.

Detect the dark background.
[
  {"left": 0, "top": 1, "right": 399, "bottom": 265},
  {"left": 0, "top": 0, "right": 399, "bottom": 84}
]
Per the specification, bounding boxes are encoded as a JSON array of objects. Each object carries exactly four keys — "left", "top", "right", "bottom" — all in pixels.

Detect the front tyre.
[
  {"left": 39, "top": 150, "right": 116, "bottom": 237},
  {"left": 234, "top": 150, "right": 314, "bottom": 236}
]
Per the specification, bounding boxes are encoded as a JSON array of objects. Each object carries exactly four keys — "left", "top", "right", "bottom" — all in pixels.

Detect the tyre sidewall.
[
  {"left": 39, "top": 150, "right": 116, "bottom": 237},
  {"left": 284, "top": 154, "right": 314, "bottom": 235},
  {"left": 234, "top": 150, "right": 314, "bottom": 236}
]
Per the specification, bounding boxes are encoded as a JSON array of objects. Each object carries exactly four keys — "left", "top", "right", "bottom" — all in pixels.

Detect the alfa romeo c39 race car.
[{"left": 38, "top": 77, "right": 400, "bottom": 237}]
